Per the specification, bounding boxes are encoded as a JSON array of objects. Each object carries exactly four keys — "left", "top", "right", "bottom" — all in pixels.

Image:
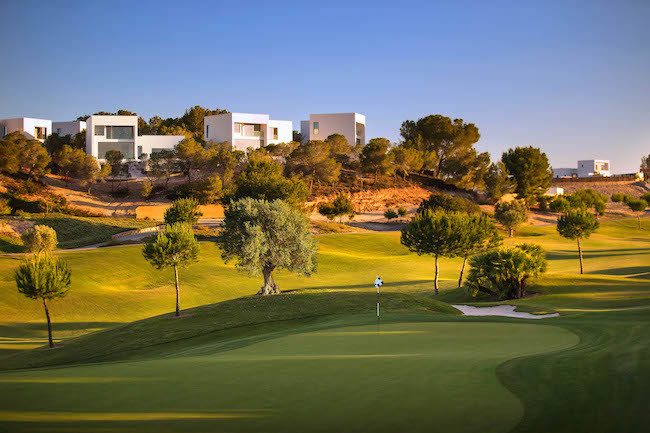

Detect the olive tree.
[
  {"left": 626, "top": 199, "right": 647, "bottom": 229},
  {"left": 21, "top": 225, "right": 57, "bottom": 253},
  {"left": 216, "top": 198, "right": 318, "bottom": 295},
  {"left": 142, "top": 223, "right": 200, "bottom": 316},
  {"left": 400, "top": 211, "right": 466, "bottom": 294},
  {"left": 557, "top": 208, "right": 599, "bottom": 274},
  {"left": 494, "top": 200, "right": 528, "bottom": 237},
  {"left": 456, "top": 214, "right": 501, "bottom": 288},
  {"left": 15, "top": 254, "right": 71, "bottom": 348},
  {"left": 466, "top": 243, "right": 546, "bottom": 299}
]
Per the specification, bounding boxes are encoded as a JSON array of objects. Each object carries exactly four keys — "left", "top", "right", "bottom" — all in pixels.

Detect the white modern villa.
[
  {"left": 300, "top": 113, "right": 366, "bottom": 146},
  {"left": 53, "top": 120, "right": 86, "bottom": 136},
  {"left": 86, "top": 115, "right": 184, "bottom": 160},
  {"left": 0, "top": 117, "right": 52, "bottom": 142},
  {"left": 553, "top": 159, "right": 611, "bottom": 178},
  {"left": 203, "top": 112, "right": 292, "bottom": 151}
]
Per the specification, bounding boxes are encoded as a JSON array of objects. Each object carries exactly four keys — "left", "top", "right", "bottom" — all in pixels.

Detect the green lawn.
[{"left": 0, "top": 219, "right": 648, "bottom": 432}]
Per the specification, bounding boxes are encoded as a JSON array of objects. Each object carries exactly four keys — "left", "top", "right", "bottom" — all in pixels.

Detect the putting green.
[{"left": 0, "top": 321, "right": 578, "bottom": 433}]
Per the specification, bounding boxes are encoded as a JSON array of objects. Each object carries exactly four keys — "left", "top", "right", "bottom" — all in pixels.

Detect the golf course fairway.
[{"left": 0, "top": 320, "right": 578, "bottom": 433}]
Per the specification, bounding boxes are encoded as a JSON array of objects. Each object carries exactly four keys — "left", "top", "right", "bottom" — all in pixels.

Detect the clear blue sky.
[{"left": 1, "top": 0, "right": 648, "bottom": 173}]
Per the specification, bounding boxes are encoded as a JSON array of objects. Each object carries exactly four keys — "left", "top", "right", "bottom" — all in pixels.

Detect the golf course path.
[{"left": 452, "top": 304, "right": 560, "bottom": 319}]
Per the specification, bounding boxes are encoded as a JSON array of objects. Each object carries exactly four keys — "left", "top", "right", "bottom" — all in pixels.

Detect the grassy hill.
[{"left": 0, "top": 219, "right": 648, "bottom": 432}]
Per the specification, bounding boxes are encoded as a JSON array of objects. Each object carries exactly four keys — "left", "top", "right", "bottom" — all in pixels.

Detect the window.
[
  {"left": 98, "top": 141, "right": 135, "bottom": 159},
  {"left": 234, "top": 123, "right": 241, "bottom": 133},
  {"left": 313, "top": 122, "right": 319, "bottom": 135},
  {"left": 35, "top": 127, "right": 46, "bottom": 140},
  {"left": 56, "top": 128, "right": 62, "bottom": 135},
  {"left": 137, "top": 146, "right": 143, "bottom": 158},
  {"left": 206, "top": 125, "right": 209, "bottom": 138},
  {"left": 106, "top": 126, "right": 134, "bottom": 139},
  {"left": 1, "top": 126, "right": 6, "bottom": 137},
  {"left": 272, "top": 127, "right": 278, "bottom": 140},
  {"left": 95, "top": 125, "right": 105, "bottom": 136}
]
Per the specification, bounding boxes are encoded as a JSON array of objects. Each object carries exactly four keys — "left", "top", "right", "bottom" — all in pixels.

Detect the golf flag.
[{"left": 374, "top": 275, "right": 383, "bottom": 289}]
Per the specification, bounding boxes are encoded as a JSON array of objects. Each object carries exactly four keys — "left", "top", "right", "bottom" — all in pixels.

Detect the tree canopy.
[
  {"left": 483, "top": 162, "right": 514, "bottom": 203},
  {"left": 557, "top": 208, "right": 599, "bottom": 274},
  {"left": 216, "top": 198, "right": 317, "bottom": 295},
  {"left": 233, "top": 157, "right": 308, "bottom": 207},
  {"left": 318, "top": 194, "right": 354, "bottom": 223},
  {"left": 502, "top": 146, "right": 553, "bottom": 200},
  {"left": 164, "top": 198, "right": 203, "bottom": 225},
  {"left": 417, "top": 192, "right": 481, "bottom": 215},
  {"left": 21, "top": 225, "right": 58, "bottom": 253},
  {"left": 466, "top": 243, "right": 547, "bottom": 300},
  {"left": 285, "top": 140, "right": 341, "bottom": 190},
  {"left": 494, "top": 200, "right": 529, "bottom": 237},
  {"left": 360, "top": 138, "right": 394, "bottom": 179}
]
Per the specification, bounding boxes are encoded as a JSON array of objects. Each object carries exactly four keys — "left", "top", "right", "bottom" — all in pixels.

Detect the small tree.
[
  {"left": 483, "top": 161, "right": 515, "bottom": 203},
  {"left": 142, "top": 223, "right": 200, "bottom": 316},
  {"left": 466, "top": 243, "right": 546, "bottom": 299},
  {"left": 494, "top": 200, "right": 528, "bottom": 237},
  {"left": 456, "top": 214, "right": 501, "bottom": 288},
  {"left": 21, "top": 225, "right": 58, "bottom": 253},
  {"left": 15, "top": 254, "right": 71, "bottom": 347},
  {"left": 557, "top": 208, "right": 599, "bottom": 274},
  {"left": 360, "top": 138, "right": 395, "bottom": 180},
  {"left": 400, "top": 211, "right": 466, "bottom": 294},
  {"left": 398, "top": 206, "right": 408, "bottom": 221},
  {"left": 149, "top": 149, "right": 177, "bottom": 188},
  {"left": 164, "top": 198, "right": 203, "bottom": 225},
  {"left": 141, "top": 179, "right": 153, "bottom": 200},
  {"left": 626, "top": 199, "right": 648, "bottom": 229},
  {"left": 549, "top": 196, "right": 571, "bottom": 213},
  {"left": 318, "top": 194, "right": 354, "bottom": 223},
  {"left": 417, "top": 192, "right": 481, "bottom": 214},
  {"left": 216, "top": 198, "right": 318, "bottom": 295},
  {"left": 105, "top": 149, "right": 124, "bottom": 176},
  {"left": 611, "top": 193, "right": 625, "bottom": 203},
  {"left": 384, "top": 209, "right": 398, "bottom": 222}
]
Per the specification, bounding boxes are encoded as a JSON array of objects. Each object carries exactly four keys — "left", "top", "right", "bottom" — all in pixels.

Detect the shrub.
[
  {"left": 611, "top": 193, "right": 625, "bottom": 203},
  {"left": 549, "top": 196, "right": 571, "bottom": 213},
  {"left": 384, "top": 209, "right": 398, "bottom": 221},
  {"left": 141, "top": 179, "right": 153, "bottom": 200},
  {"left": 318, "top": 194, "right": 354, "bottom": 223},
  {"left": 0, "top": 198, "right": 10, "bottom": 215},
  {"left": 21, "top": 225, "right": 58, "bottom": 253},
  {"left": 642, "top": 192, "right": 650, "bottom": 203},
  {"left": 398, "top": 206, "right": 408, "bottom": 218},
  {"left": 494, "top": 200, "right": 528, "bottom": 237},
  {"left": 417, "top": 192, "right": 481, "bottom": 215},
  {"left": 466, "top": 243, "right": 547, "bottom": 300},
  {"left": 537, "top": 195, "right": 548, "bottom": 211}
]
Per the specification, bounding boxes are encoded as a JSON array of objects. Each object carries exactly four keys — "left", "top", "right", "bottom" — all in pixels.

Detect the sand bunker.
[{"left": 452, "top": 304, "right": 559, "bottom": 319}]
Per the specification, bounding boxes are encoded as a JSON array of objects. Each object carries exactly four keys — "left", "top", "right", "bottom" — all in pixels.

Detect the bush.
[
  {"left": 494, "top": 200, "right": 528, "bottom": 237},
  {"left": 642, "top": 192, "right": 650, "bottom": 203},
  {"left": 21, "top": 225, "right": 58, "bottom": 253},
  {"left": 0, "top": 198, "right": 10, "bottom": 215},
  {"left": 611, "top": 193, "right": 625, "bottom": 203},
  {"left": 417, "top": 192, "right": 481, "bottom": 215},
  {"left": 384, "top": 209, "right": 398, "bottom": 221},
  {"left": 537, "top": 195, "right": 548, "bottom": 211},
  {"left": 398, "top": 206, "right": 408, "bottom": 218},
  {"left": 549, "top": 196, "right": 571, "bottom": 213},
  {"left": 318, "top": 194, "right": 354, "bottom": 223}
]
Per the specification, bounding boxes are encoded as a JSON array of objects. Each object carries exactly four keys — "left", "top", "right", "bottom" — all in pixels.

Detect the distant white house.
[
  {"left": 0, "top": 117, "right": 52, "bottom": 142},
  {"left": 553, "top": 159, "right": 611, "bottom": 178},
  {"left": 203, "top": 113, "right": 292, "bottom": 151},
  {"left": 300, "top": 113, "right": 366, "bottom": 146},
  {"left": 53, "top": 120, "right": 86, "bottom": 136},
  {"left": 545, "top": 187, "right": 564, "bottom": 196},
  {"left": 86, "top": 115, "right": 184, "bottom": 160}
]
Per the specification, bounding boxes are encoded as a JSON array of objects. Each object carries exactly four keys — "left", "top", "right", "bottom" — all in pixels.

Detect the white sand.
[{"left": 452, "top": 304, "right": 559, "bottom": 319}]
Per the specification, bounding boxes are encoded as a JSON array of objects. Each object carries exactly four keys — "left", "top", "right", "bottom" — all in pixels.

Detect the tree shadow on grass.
[
  {"left": 590, "top": 266, "right": 650, "bottom": 277},
  {"left": 300, "top": 279, "right": 435, "bottom": 291}
]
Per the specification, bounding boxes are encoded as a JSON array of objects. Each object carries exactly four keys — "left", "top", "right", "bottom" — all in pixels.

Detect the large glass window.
[
  {"left": 106, "top": 126, "right": 134, "bottom": 139},
  {"left": 94, "top": 125, "right": 104, "bottom": 136},
  {"left": 234, "top": 123, "right": 241, "bottom": 133},
  {"left": 98, "top": 141, "right": 135, "bottom": 159},
  {"left": 206, "top": 125, "right": 209, "bottom": 138},
  {"left": 313, "top": 122, "right": 319, "bottom": 135}
]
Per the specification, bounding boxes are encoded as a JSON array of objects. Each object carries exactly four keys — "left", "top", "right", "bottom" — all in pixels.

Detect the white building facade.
[
  {"left": 553, "top": 159, "right": 611, "bottom": 178},
  {"left": 86, "top": 115, "right": 184, "bottom": 161},
  {"left": 300, "top": 113, "right": 366, "bottom": 146},
  {"left": 53, "top": 120, "right": 86, "bottom": 136},
  {"left": 203, "top": 113, "right": 292, "bottom": 151},
  {"left": 0, "top": 117, "right": 52, "bottom": 142}
]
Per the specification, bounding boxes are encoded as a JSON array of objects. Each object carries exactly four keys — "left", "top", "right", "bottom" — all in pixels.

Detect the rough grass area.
[{"left": 0, "top": 213, "right": 156, "bottom": 251}]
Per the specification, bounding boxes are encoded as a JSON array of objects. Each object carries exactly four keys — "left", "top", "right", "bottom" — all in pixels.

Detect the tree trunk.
[
  {"left": 515, "top": 281, "right": 522, "bottom": 299},
  {"left": 433, "top": 255, "right": 439, "bottom": 295},
  {"left": 577, "top": 238, "right": 584, "bottom": 275},
  {"left": 509, "top": 227, "right": 513, "bottom": 237},
  {"left": 258, "top": 265, "right": 280, "bottom": 295},
  {"left": 43, "top": 298, "right": 54, "bottom": 348},
  {"left": 638, "top": 214, "right": 642, "bottom": 229},
  {"left": 458, "top": 255, "right": 467, "bottom": 288},
  {"left": 174, "top": 264, "right": 180, "bottom": 316}
]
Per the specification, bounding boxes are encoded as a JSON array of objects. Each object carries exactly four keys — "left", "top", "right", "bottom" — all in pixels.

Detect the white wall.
[
  {"left": 304, "top": 113, "right": 365, "bottom": 147},
  {"left": 578, "top": 159, "right": 611, "bottom": 177},
  {"left": 204, "top": 113, "right": 234, "bottom": 145},
  {"left": 137, "top": 135, "right": 184, "bottom": 158},
  {"left": 53, "top": 121, "right": 86, "bottom": 136},
  {"left": 0, "top": 118, "right": 52, "bottom": 141},
  {"left": 86, "top": 115, "right": 138, "bottom": 160},
  {"left": 267, "top": 120, "right": 293, "bottom": 145}
]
